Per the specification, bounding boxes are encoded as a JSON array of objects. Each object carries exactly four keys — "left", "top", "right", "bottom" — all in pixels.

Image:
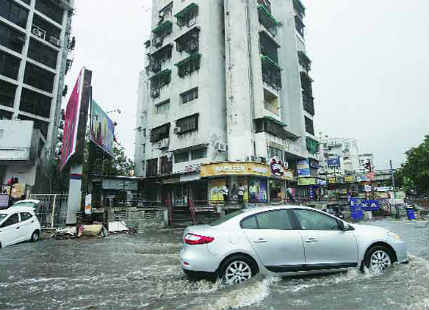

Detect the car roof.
[
  {"left": 241, "top": 204, "right": 313, "bottom": 215},
  {"left": 0, "top": 206, "right": 35, "bottom": 214}
]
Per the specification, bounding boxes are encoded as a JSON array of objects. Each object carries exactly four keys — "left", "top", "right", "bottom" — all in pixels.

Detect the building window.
[
  {"left": 268, "top": 146, "right": 283, "bottom": 161},
  {"left": 0, "top": 50, "right": 20, "bottom": 80},
  {"left": 160, "top": 155, "right": 172, "bottom": 175},
  {"left": 152, "top": 20, "right": 172, "bottom": 48},
  {"left": 175, "top": 113, "right": 198, "bottom": 134},
  {"left": 0, "top": 80, "right": 17, "bottom": 108},
  {"left": 257, "top": 2, "right": 278, "bottom": 36},
  {"left": 261, "top": 55, "right": 281, "bottom": 90},
  {"left": 28, "top": 38, "right": 59, "bottom": 69},
  {"left": 35, "top": 0, "right": 64, "bottom": 24},
  {"left": 150, "top": 123, "right": 170, "bottom": 143},
  {"left": 298, "top": 50, "right": 311, "bottom": 72},
  {"left": 295, "top": 15, "right": 305, "bottom": 38},
  {"left": 19, "top": 88, "right": 52, "bottom": 118},
  {"left": 148, "top": 44, "right": 172, "bottom": 73},
  {"left": 175, "top": 3, "right": 198, "bottom": 28},
  {"left": 0, "top": 0, "right": 29, "bottom": 28},
  {"left": 0, "top": 109, "right": 13, "bottom": 119},
  {"left": 175, "top": 151, "right": 189, "bottom": 163},
  {"left": 259, "top": 31, "right": 279, "bottom": 64},
  {"left": 191, "top": 148, "right": 206, "bottom": 160},
  {"left": 32, "top": 14, "right": 61, "bottom": 46},
  {"left": 146, "top": 158, "right": 158, "bottom": 177},
  {"left": 180, "top": 87, "right": 198, "bottom": 104},
  {"left": 155, "top": 99, "right": 170, "bottom": 114},
  {"left": 24, "top": 63, "right": 55, "bottom": 93},
  {"left": 254, "top": 117, "right": 288, "bottom": 140},
  {"left": 175, "top": 27, "right": 200, "bottom": 54},
  {"left": 18, "top": 114, "right": 49, "bottom": 138},
  {"left": 0, "top": 22, "right": 26, "bottom": 53},
  {"left": 305, "top": 116, "right": 314, "bottom": 135},
  {"left": 175, "top": 53, "right": 201, "bottom": 78},
  {"left": 159, "top": 2, "right": 173, "bottom": 20},
  {"left": 293, "top": 0, "right": 306, "bottom": 19},
  {"left": 150, "top": 69, "right": 171, "bottom": 98}
]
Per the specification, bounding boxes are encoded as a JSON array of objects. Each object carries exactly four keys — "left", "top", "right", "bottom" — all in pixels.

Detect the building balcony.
[
  {"left": 302, "top": 93, "right": 314, "bottom": 116},
  {"left": 257, "top": 3, "right": 279, "bottom": 37},
  {"left": 175, "top": 27, "right": 200, "bottom": 54},
  {"left": 149, "top": 69, "right": 171, "bottom": 98},
  {"left": 152, "top": 20, "right": 172, "bottom": 48},
  {"left": 294, "top": 15, "right": 305, "bottom": 38},
  {"left": 175, "top": 53, "right": 201, "bottom": 78},
  {"left": 175, "top": 3, "right": 199, "bottom": 28},
  {"left": 261, "top": 55, "right": 282, "bottom": 91},
  {"left": 293, "top": 0, "right": 306, "bottom": 19},
  {"left": 298, "top": 50, "right": 311, "bottom": 72}
]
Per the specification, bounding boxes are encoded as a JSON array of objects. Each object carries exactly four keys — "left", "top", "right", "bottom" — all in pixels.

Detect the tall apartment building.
[
  {"left": 135, "top": 0, "right": 318, "bottom": 204},
  {"left": 0, "top": 0, "right": 74, "bottom": 188}
]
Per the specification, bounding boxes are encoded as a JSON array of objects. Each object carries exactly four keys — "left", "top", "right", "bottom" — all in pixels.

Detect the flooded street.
[{"left": 0, "top": 220, "right": 428, "bottom": 310}]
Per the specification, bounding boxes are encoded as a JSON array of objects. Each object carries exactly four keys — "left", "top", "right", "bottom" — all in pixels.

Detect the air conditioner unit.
[
  {"left": 173, "top": 127, "right": 181, "bottom": 134},
  {"left": 158, "top": 138, "right": 169, "bottom": 149},
  {"left": 153, "top": 37, "right": 163, "bottom": 47},
  {"left": 49, "top": 36, "right": 61, "bottom": 47},
  {"left": 32, "top": 27, "right": 46, "bottom": 39},
  {"left": 216, "top": 143, "right": 227, "bottom": 152}
]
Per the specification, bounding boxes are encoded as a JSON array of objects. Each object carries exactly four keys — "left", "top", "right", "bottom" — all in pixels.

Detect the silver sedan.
[{"left": 180, "top": 205, "right": 408, "bottom": 285}]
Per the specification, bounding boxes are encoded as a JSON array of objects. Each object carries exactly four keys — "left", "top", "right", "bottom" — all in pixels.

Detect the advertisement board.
[
  {"left": 90, "top": 100, "right": 115, "bottom": 157},
  {"left": 200, "top": 162, "right": 270, "bottom": 178},
  {"left": 59, "top": 69, "right": 84, "bottom": 171},
  {"left": 344, "top": 175, "right": 355, "bottom": 183},
  {"left": 297, "top": 160, "right": 310, "bottom": 177},
  {"left": 327, "top": 157, "right": 340, "bottom": 167},
  {"left": 298, "top": 178, "right": 317, "bottom": 186}
]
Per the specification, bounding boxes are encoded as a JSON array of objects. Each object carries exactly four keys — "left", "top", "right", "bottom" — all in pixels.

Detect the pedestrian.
[
  {"left": 237, "top": 184, "right": 245, "bottom": 204},
  {"left": 222, "top": 184, "right": 229, "bottom": 203}
]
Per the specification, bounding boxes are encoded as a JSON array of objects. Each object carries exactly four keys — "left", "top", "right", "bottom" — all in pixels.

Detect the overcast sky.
[{"left": 65, "top": 0, "right": 427, "bottom": 170}]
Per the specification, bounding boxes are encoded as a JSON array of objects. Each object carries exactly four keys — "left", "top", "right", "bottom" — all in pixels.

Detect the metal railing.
[{"left": 28, "top": 194, "right": 68, "bottom": 228}]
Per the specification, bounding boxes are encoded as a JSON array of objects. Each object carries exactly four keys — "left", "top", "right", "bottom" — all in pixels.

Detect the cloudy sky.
[{"left": 65, "top": 0, "right": 427, "bottom": 170}]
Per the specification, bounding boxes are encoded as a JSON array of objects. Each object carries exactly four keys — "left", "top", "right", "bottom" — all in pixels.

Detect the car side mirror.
[{"left": 338, "top": 220, "right": 345, "bottom": 231}]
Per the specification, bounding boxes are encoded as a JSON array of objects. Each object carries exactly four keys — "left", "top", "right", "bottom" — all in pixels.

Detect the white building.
[
  {"left": 0, "top": 0, "right": 75, "bottom": 189},
  {"left": 318, "top": 135, "right": 361, "bottom": 177},
  {"left": 134, "top": 0, "right": 318, "bottom": 204}
]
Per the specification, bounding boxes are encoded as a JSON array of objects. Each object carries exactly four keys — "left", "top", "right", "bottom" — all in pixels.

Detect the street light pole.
[{"left": 390, "top": 160, "right": 399, "bottom": 218}]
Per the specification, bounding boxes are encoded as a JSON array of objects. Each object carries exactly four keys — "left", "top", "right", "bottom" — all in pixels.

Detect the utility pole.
[{"left": 390, "top": 160, "right": 399, "bottom": 218}]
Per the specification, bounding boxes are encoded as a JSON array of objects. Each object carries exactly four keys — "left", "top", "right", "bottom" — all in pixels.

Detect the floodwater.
[{"left": 0, "top": 220, "right": 428, "bottom": 310}]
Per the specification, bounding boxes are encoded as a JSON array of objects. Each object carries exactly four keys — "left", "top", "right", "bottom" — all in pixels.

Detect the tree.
[
  {"left": 102, "top": 142, "right": 135, "bottom": 176},
  {"left": 395, "top": 135, "right": 429, "bottom": 195}
]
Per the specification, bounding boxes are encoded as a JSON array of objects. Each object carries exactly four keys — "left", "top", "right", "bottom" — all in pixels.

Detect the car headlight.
[{"left": 386, "top": 231, "right": 401, "bottom": 240}]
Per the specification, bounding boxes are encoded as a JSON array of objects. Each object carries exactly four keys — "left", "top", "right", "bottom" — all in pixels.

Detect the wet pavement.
[{"left": 0, "top": 220, "right": 428, "bottom": 310}]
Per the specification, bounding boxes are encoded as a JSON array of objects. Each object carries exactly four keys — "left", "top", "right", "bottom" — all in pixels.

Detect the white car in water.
[
  {"left": 180, "top": 206, "right": 408, "bottom": 285},
  {"left": 0, "top": 206, "right": 41, "bottom": 248}
]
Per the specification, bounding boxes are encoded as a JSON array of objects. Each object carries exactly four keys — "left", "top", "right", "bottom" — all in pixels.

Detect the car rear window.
[
  {"left": 240, "top": 210, "right": 294, "bottom": 230},
  {"left": 209, "top": 209, "right": 245, "bottom": 226}
]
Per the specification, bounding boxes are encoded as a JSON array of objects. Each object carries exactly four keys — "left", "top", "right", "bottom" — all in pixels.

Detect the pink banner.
[{"left": 59, "top": 69, "right": 83, "bottom": 171}]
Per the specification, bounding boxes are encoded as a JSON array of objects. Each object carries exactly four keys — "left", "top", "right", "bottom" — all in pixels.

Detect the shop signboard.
[
  {"left": 269, "top": 158, "right": 285, "bottom": 177},
  {"left": 200, "top": 162, "right": 270, "bottom": 178},
  {"left": 298, "top": 178, "right": 317, "bottom": 186},
  {"left": 350, "top": 198, "right": 380, "bottom": 211},
  {"left": 345, "top": 175, "right": 355, "bottom": 183},
  {"left": 317, "top": 179, "right": 327, "bottom": 186},
  {"left": 327, "top": 156, "right": 340, "bottom": 167},
  {"left": 376, "top": 186, "right": 393, "bottom": 192},
  {"left": 297, "top": 160, "right": 310, "bottom": 177},
  {"left": 102, "top": 178, "right": 138, "bottom": 191},
  {"left": 89, "top": 100, "right": 115, "bottom": 157},
  {"left": 328, "top": 177, "right": 336, "bottom": 184}
]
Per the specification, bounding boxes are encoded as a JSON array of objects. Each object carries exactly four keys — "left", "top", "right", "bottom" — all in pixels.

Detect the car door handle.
[
  {"left": 305, "top": 237, "right": 318, "bottom": 243},
  {"left": 16, "top": 227, "right": 20, "bottom": 230},
  {"left": 254, "top": 238, "right": 268, "bottom": 243}
]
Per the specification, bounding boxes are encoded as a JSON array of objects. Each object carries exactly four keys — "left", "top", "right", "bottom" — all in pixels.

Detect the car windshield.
[
  {"left": 12, "top": 202, "right": 36, "bottom": 208},
  {"left": 209, "top": 209, "right": 244, "bottom": 226},
  {"left": 0, "top": 214, "right": 7, "bottom": 222}
]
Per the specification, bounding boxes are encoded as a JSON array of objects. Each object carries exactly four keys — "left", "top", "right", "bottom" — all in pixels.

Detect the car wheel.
[
  {"left": 219, "top": 254, "right": 258, "bottom": 286},
  {"left": 364, "top": 245, "right": 393, "bottom": 275},
  {"left": 31, "top": 230, "right": 40, "bottom": 242}
]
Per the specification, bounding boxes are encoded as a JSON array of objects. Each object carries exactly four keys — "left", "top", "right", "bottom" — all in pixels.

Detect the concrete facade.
[
  {"left": 134, "top": 0, "right": 317, "bottom": 203},
  {"left": 0, "top": 0, "right": 74, "bottom": 159}
]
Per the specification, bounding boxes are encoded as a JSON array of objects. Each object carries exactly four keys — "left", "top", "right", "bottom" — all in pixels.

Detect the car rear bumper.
[{"left": 180, "top": 246, "right": 220, "bottom": 273}]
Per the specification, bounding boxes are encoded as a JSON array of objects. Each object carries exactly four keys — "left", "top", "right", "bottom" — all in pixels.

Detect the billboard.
[
  {"left": 90, "top": 100, "right": 115, "bottom": 157},
  {"left": 59, "top": 69, "right": 84, "bottom": 171},
  {"left": 327, "top": 156, "right": 340, "bottom": 167},
  {"left": 59, "top": 68, "right": 92, "bottom": 171},
  {"left": 297, "top": 160, "right": 310, "bottom": 177}
]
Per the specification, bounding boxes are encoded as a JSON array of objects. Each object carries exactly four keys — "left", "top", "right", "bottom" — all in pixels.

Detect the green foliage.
[{"left": 396, "top": 135, "right": 429, "bottom": 195}]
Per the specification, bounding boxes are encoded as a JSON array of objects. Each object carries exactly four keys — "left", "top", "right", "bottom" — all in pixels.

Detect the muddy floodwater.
[{"left": 0, "top": 220, "right": 428, "bottom": 310}]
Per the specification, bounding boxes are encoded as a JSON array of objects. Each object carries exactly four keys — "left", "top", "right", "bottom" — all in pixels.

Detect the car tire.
[
  {"left": 31, "top": 230, "right": 40, "bottom": 242},
  {"left": 218, "top": 254, "right": 258, "bottom": 286},
  {"left": 363, "top": 245, "right": 394, "bottom": 275}
]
